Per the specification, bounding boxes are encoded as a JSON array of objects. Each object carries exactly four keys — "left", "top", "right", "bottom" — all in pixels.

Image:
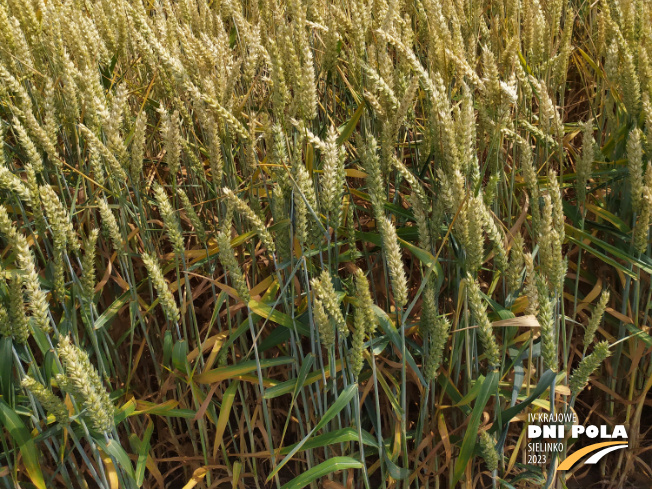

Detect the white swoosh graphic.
[{"left": 584, "top": 444, "right": 628, "bottom": 464}]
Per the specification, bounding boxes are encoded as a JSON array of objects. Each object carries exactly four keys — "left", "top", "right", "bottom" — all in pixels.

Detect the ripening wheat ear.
[
  {"left": 81, "top": 229, "right": 100, "bottom": 303},
  {"left": 482, "top": 205, "right": 508, "bottom": 272},
  {"left": 506, "top": 234, "right": 525, "bottom": 293},
  {"left": 7, "top": 278, "right": 29, "bottom": 343},
  {"left": 523, "top": 252, "right": 539, "bottom": 316},
  {"left": 312, "top": 270, "right": 347, "bottom": 337},
  {"left": 13, "top": 119, "right": 43, "bottom": 173},
  {"left": 141, "top": 252, "right": 181, "bottom": 324},
  {"left": 537, "top": 276, "right": 558, "bottom": 372},
  {"left": 98, "top": 199, "right": 125, "bottom": 256},
  {"left": 39, "top": 184, "right": 79, "bottom": 252},
  {"left": 576, "top": 120, "right": 595, "bottom": 208},
  {"left": 350, "top": 306, "right": 366, "bottom": 379},
  {"left": 178, "top": 188, "right": 206, "bottom": 244},
  {"left": 153, "top": 183, "right": 185, "bottom": 255},
  {"left": 313, "top": 297, "right": 334, "bottom": 349},
  {"left": 350, "top": 269, "right": 377, "bottom": 379},
  {"left": 79, "top": 124, "right": 127, "bottom": 182},
  {"left": 421, "top": 276, "right": 450, "bottom": 382},
  {"left": 0, "top": 293, "right": 11, "bottom": 340},
  {"left": 217, "top": 231, "right": 250, "bottom": 303},
  {"left": 130, "top": 111, "right": 147, "bottom": 181},
  {"left": 628, "top": 128, "right": 644, "bottom": 214},
  {"left": 56, "top": 336, "right": 115, "bottom": 433},
  {"left": 466, "top": 196, "right": 484, "bottom": 273},
  {"left": 353, "top": 269, "right": 378, "bottom": 335},
  {"left": 0, "top": 165, "right": 31, "bottom": 203},
  {"left": 359, "top": 135, "right": 384, "bottom": 217},
  {"left": 465, "top": 275, "right": 501, "bottom": 367},
  {"left": 634, "top": 184, "right": 652, "bottom": 253},
  {"left": 222, "top": 187, "right": 276, "bottom": 254},
  {"left": 379, "top": 216, "right": 408, "bottom": 309},
  {"left": 320, "top": 125, "right": 346, "bottom": 229},
  {"left": 159, "top": 108, "right": 181, "bottom": 177},
  {"left": 0, "top": 205, "right": 50, "bottom": 333}
]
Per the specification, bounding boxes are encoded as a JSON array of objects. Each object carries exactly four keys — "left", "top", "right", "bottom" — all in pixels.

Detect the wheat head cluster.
[{"left": 0, "top": 0, "right": 650, "bottom": 488}]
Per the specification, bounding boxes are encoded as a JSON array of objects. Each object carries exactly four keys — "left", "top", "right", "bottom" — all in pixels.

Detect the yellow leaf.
[
  {"left": 99, "top": 449, "right": 119, "bottom": 489},
  {"left": 182, "top": 467, "right": 208, "bottom": 489}
]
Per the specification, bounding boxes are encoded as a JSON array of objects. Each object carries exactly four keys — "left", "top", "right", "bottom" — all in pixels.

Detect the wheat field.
[{"left": 0, "top": 0, "right": 650, "bottom": 488}]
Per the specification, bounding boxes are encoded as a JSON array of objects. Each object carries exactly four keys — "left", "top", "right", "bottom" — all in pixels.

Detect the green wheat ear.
[
  {"left": 584, "top": 290, "right": 610, "bottom": 351},
  {"left": 22, "top": 376, "right": 69, "bottom": 425},
  {"left": 569, "top": 341, "right": 611, "bottom": 396},
  {"left": 478, "top": 430, "right": 499, "bottom": 472}
]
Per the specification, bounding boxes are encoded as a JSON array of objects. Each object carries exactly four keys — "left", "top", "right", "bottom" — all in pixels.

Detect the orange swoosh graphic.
[{"left": 558, "top": 441, "right": 628, "bottom": 471}]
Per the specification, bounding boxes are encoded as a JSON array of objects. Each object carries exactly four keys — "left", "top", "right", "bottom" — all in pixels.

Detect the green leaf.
[
  {"left": 268, "top": 384, "right": 358, "bottom": 482},
  {"left": 584, "top": 204, "right": 630, "bottom": 233},
  {"left": 162, "top": 330, "right": 173, "bottom": 368},
  {"left": 263, "top": 363, "right": 340, "bottom": 399},
  {"left": 289, "top": 354, "right": 313, "bottom": 405},
  {"left": 194, "top": 357, "right": 293, "bottom": 383},
  {"left": 337, "top": 103, "right": 365, "bottom": 145},
  {"left": 95, "top": 437, "right": 136, "bottom": 481},
  {"left": 248, "top": 300, "right": 310, "bottom": 336},
  {"left": 624, "top": 323, "right": 652, "bottom": 346},
  {"left": 259, "top": 326, "right": 291, "bottom": 352},
  {"left": 496, "top": 369, "right": 557, "bottom": 430},
  {"left": 0, "top": 337, "right": 12, "bottom": 402},
  {"left": 453, "top": 375, "right": 484, "bottom": 408},
  {"left": 0, "top": 400, "right": 45, "bottom": 489},
  {"left": 313, "top": 383, "right": 358, "bottom": 432},
  {"left": 397, "top": 237, "right": 440, "bottom": 274},
  {"left": 132, "top": 419, "right": 153, "bottom": 487},
  {"left": 279, "top": 427, "right": 377, "bottom": 454},
  {"left": 114, "top": 399, "right": 136, "bottom": 424},
  {"left": 213, "top": 380, "right": 239, "bottom": 457},
  {"left": 372, "top": 306, "right": 427, "bottom": 387},
  {"left": 131, "top": 400, "right": 195, "bottom": 418},
  {"left": 565, "top": 235, "right": 637, "bottom": 278},
  {"left": 566, "top": 224, "right": 652, "bottom": 275},
  {"left": 279, "top": 457, "right": 363, "bottom": 489},
  {"left": 452, "top": 370, "right": 499, "bottom": 487},
  {"left": 383, "top": 450, "right": 410, "bottom": 480},
  {"left": 172, "top": 340, "right": 189, "bottom": 373},
  {"left": 93, "top": 291, "right": 130, "bottom": 330}
]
